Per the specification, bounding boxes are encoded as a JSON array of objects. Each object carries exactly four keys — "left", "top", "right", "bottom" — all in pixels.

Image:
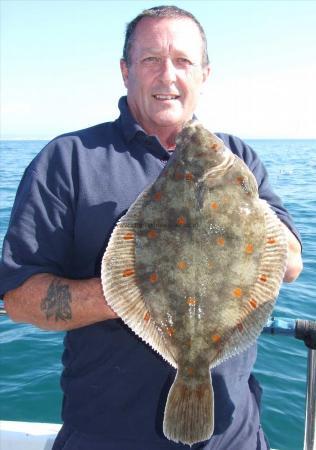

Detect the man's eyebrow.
[{"left": 139, "top": 48, "right": 194, "bottom": 58}]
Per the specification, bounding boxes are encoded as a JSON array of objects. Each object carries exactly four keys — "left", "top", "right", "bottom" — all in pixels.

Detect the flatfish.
[{"left": 101, "top": 120, "right": 288, "bottom": 445}]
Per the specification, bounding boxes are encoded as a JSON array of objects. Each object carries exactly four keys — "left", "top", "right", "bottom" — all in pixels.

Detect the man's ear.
[
  {"left": 120, "top": 59, "right": 129, "bottom": 88},
  {"left": 202, "top": 65, "right": 211, "bottom": 83}
]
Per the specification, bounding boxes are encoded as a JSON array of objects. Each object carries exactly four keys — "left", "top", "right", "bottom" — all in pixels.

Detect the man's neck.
[{"left": 145, "top": 126, "right": 179, "bottom": 151}]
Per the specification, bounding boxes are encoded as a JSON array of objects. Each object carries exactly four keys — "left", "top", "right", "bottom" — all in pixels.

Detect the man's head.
[
  {"left": 122, "top": 6, "right": 209, "bottom": 68},
  {"left": 120, "top": 6, "right": 211, "bottom": 144}
]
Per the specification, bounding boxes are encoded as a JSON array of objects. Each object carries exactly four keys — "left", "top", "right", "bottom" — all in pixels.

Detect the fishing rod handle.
[{"left": 296, "top": 320, "right": 316, "bottom": 350}]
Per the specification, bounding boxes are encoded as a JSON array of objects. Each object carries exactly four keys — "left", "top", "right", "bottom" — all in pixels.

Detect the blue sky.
[{"left": 1, "top": 0, "right": 316, "bottom": 139}]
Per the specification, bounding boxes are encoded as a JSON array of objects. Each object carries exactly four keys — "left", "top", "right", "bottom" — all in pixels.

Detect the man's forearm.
[
  {"left": 4, "top": 224, "right": 302, "bottom": 331},
  {"left": 3, "top": 273, "right": 117, "bottom": 331}
]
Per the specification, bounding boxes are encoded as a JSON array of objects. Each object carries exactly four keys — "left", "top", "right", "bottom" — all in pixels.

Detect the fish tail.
[{"left": 163, "top": 366, "right": 214, "bottom": 445}]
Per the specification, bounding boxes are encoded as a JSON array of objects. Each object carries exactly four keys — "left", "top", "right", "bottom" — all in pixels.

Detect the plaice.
[{"left": 101, "top": 120, "right": 288, "bottom": 445}]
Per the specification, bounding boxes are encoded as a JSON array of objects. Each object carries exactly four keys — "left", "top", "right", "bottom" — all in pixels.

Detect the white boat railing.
[{"left": 0, "top": 420, "right": 61, "bottom": 450}]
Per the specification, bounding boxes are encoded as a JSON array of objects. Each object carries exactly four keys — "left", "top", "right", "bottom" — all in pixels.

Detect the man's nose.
[{"left": 159, "top": 58, "right": 177, "bottom": 83}]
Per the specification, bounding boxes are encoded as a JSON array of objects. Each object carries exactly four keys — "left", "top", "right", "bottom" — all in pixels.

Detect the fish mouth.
[{"left": 152, "top": 94, "right": 180, "bottom": 101}]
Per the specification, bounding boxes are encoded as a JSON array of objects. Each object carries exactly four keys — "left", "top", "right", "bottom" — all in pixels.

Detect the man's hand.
[
  {"left": 282, "top": 224, "right": 303, "bottom": 283},
  {"left": 3, "top": 274, "right": 118, "bottom": 331}
]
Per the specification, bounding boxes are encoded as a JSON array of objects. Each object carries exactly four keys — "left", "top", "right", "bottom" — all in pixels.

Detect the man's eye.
[
  {"left": 142, "top": 56, "right": 160, "bottom": 64},
  {"left": 176, "top": 58, "right": 192, "bottom": 66}
]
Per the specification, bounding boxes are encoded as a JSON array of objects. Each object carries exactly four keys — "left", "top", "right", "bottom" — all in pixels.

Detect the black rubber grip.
[{"left": 295, "top": 319, "right": 316, "bottom": 349}]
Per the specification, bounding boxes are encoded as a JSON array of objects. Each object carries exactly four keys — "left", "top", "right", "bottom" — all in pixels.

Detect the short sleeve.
[{"left": 0, "top": 141, "right": 76, "bottom": 298}]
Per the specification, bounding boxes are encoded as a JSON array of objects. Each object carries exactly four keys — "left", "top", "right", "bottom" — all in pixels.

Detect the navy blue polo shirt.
[{"left": 0, "top": 97, "right": 301, "bottom": 449}]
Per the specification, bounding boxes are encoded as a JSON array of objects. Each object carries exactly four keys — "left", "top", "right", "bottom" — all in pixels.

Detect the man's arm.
[
  {"left": 4, "top": 227, "right": 302, "bottom": 331},
  {"left": 282, "top": 225, "right": 303, "bottom": 283},
  {"left": 3, "top": 273, "right": 118, "bottom": 331}
]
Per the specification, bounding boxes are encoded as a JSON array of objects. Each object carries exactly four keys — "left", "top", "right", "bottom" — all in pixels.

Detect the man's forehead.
[
  {"left": 134, "top": 16, "right": 201, "bottom": 39},
  {"left": 137, "top": 15, "right": 195, "bottom": 25},
  {"left": 131, "top": 17, "right": 203, "bottom": 53}
]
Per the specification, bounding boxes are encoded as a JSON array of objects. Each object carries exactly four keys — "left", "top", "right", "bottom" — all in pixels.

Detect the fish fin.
[
  {"left": 163, "top": 366, "right": 214, "bottom": 445},
  {"left": 211, "top": 200, "right": 288, "bottom": 367},
  {"left": 101, "top": 189, "right": 177, "bottom": 368}
]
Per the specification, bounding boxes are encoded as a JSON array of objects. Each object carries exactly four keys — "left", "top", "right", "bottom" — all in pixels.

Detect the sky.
[{"left": 1, "top": 0, "right": 316, "bottom": 139}]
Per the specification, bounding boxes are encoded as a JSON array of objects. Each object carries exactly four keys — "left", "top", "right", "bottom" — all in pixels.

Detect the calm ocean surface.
[{"left": 0, "top": 139, "right": 315, "bottom": 450}]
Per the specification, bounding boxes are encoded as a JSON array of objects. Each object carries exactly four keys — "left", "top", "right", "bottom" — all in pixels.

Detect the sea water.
[{"left": 0, "top": 139, "right": 315, "bottom": 450}]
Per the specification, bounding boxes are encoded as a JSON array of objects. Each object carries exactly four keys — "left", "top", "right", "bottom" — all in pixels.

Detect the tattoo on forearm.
[{"left": 41, "top": 279, "right": 72, "bottom": 322}]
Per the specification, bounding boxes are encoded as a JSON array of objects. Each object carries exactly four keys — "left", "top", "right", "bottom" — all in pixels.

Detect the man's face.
[{"left": 120, "top": 17, "right": 210, "bottom": 136}]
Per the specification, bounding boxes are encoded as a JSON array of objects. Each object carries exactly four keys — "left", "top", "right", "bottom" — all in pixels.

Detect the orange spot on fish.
[
  {"left": 237, "top": 322, "right": 244, "bottom": 332},
  {"left": 185, "top": 172, "right": 194, "bottom": 181},
  {"left": 144, "top": 311, "right": 150, "bottom": 322},
  {"left": 211, "top": 202, "right": 218, "bottom": 209},
  {"left": 153, "top": 192, "right": 162, "bottom": 201},
  {"left": 249, "top": 298, "right": 257, "bottom": 309},
  {"left": 187, "top": 367, "right": 194, "bottom": 376},
  {"left": 122, "top": 268, "right": 135, "bottom": 277},
  {"left": 177, "top": 260, "right": 188, "bottom": 270},
  {"left": 186, "top": 296, "right": 197, "bottom": 306},
  {"left": 233, "top": 288, "right": 243, "bottom": 298},
  {"left": 267, "top": 237, "right": 276, "bottom": 244},
  {"left": 166, "top": 327, "right": 175, "bottom": 337},
  {"left": 147, "top": 230, "right": 158, "bottom": 239},
  {"left": 175, "top": 171, "right": 184, "bottom": 180},
  {"left": 211, "top": 334, "right": 221, "bottom": 343},
  {"left": 149, "top": 272, "right": 158, "bottom": 283},
  {"left": 236, "top": 176, "right": 245, "bottom": 185},
  {"left": 177, "top": 216, "right": 187, "bottom": 225},
  {"left": 245, "top": 243, "right": 254, "bottom": 254},
  {"left": 123, "top": 232, "right": 134, "bottom": 240},
  {"left": 211, "top": 143, "right": 220, "bottom": 151},
  {"left": 259, "top": 274, "right": 268, "bottom": 282},
  {"left": 217, "top": 237, "right": 225, "bottom": 246}
]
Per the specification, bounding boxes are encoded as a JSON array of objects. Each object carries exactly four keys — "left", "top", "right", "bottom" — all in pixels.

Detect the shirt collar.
[
  {"left": 118, "top": 96, "right": 145, "bottom": 143},
  {"left": 117, "top": 95, "right": 197, "bottom": 152}
]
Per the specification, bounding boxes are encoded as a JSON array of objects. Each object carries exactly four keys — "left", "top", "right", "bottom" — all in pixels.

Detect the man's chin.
[{"left": 151, "top": 111, "right": 187, "bottom": 129}]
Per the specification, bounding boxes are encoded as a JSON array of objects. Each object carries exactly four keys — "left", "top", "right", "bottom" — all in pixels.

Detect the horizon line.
[{"left": 1, "top": 136, "right": 316, "bottom": 141}]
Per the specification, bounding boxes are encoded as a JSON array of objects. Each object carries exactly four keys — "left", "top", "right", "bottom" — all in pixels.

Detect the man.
[{"left": 1, "top": 5, "right": 302, "bottom": 450}]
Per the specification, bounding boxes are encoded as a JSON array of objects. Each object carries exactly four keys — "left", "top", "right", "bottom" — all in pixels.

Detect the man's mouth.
[{"left": 152, "top": 94, "right": 180, "bottom": 101}]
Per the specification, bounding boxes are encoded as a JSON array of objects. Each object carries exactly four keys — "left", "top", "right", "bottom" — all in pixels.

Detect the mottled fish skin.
[
  {"left": 101, "top": 120, "right": 288, "bottom": 445},
  {"left": 135, "top": 123, "right": 264, "bottom": 364}
]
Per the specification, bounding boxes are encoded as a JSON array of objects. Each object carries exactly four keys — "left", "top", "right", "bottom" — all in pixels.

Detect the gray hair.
[{"left": 122, "top": 5, "right": 209, "bottom": 67}]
